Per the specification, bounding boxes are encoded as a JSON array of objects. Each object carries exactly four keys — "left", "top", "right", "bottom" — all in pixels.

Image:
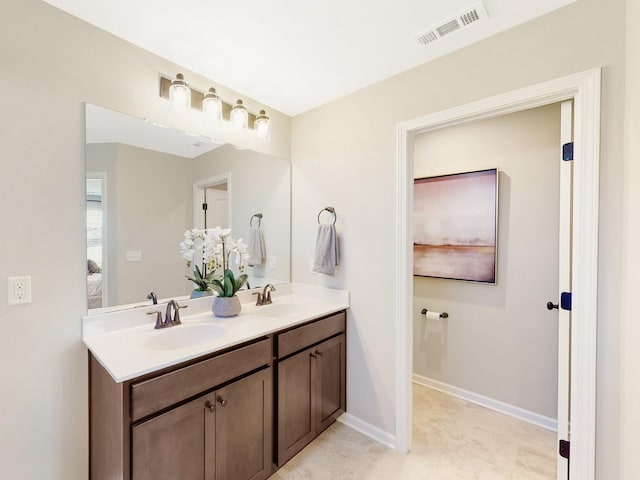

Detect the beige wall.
[
  {"left": 0, "top": 1, "right": 290, "bottom": 478},
  {"left": 87, "top": 143, "right": 194, "bottom": 306},
  {"left": 192, "top": 144, "right": 291, "bottom": 286},
  {"left": 291, "top": 0, "right": 624, "bottom": 478},
  {"left": 111, "top": 144, "right": 193, "bottom": 305},
  {"left": 622, "top": 0, "right": 640, "bottom": 476},
  {"left": 412, "top": 104, "right": 560, "bottom": 419}
]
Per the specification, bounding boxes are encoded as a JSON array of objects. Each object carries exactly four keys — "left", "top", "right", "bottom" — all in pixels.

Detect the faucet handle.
[
  {"left": 172, "top": 302, "right": 187, "bottom": 325},
  {"left": 147, "top": 310, "right": 163, "bottom": 329},
  {"left": 252, "top": 292, "right": 264, "bottom": 306},
  {"left": 264, "top": 284, "right": 275, "bottom": 304}
]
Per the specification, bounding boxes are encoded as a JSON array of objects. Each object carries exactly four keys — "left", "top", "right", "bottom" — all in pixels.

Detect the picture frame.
[{"left": 413, "top": 168, "right": 498, "bottom": 283}]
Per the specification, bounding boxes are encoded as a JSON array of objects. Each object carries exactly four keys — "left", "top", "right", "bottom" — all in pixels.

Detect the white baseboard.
[
  {"left": 337, "top": 413, "right": 396, "bottom": 449},
  {"left": 412, "top": 374, "right": 557, "bottom": 432}
]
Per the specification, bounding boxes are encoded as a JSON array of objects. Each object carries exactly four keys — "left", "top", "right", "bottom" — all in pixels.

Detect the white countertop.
[{"left": 82, "top": 283, "right": 349, "bottom": 383}]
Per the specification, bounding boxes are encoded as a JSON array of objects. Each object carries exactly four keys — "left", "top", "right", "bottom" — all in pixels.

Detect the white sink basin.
[
  {"left": 260, "top": 303, "right": 310, "bottom": 318},
  {"left": 142, "top": 324, "right": 225, "bottom": 350}
]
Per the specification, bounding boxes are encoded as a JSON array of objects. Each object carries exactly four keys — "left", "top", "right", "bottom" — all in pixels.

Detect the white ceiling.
[
  {"left": 86, "top": 104, "right": 224, "bottom": 158},
  {"left": 45, "top": 0, "right": 575, "bottom": 116}
]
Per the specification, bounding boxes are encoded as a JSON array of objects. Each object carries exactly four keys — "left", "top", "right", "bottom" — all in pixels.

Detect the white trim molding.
[
  {"left": 395, "top": 68, "right": 601, "bottom": 480},
  {"left": 337, "top": 413, "right": 396, "bottom": 450},
  {"left": 412, "top": 374, "right": 558, "bottom": 432}
]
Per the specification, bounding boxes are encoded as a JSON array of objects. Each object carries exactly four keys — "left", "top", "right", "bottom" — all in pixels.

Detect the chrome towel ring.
[
  {"left": 317, "top": 207, "right": 336, "bottom": 225},
  {"left": 250, "top": 213, "right": 263, "bottom": 227}
]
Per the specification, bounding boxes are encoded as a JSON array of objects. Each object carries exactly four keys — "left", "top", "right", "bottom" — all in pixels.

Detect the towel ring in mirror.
[
  {"left": 250, "top": 213, "right": 263, "bottom": 227},
  {"left": 317, "top": 207, "right": 336, "bottom": 225}
]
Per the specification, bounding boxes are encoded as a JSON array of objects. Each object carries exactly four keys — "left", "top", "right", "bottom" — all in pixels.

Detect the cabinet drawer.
[
  {"left": 277, "top": 311, "right": 345, "bottom": 359},
  {"left": 131, "top": 338, "right": 271, "bottom": 421}
]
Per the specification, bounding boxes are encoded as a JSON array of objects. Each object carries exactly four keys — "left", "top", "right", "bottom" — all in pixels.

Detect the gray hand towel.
[
  {"left": 312, "top": 224, "right": 338, "bottom": 275},
  {"left": 247, "top": 226, "right": 265, "bottom": 266}
]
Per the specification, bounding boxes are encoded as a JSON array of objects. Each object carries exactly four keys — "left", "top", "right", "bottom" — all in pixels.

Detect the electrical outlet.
[{"left": 8, "top": 276, "right": 31, "bottom": 306}]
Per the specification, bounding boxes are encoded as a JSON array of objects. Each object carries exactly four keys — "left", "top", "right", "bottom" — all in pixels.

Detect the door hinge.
[
  {"left": 562, "top": 142, "right": 574, "bottom": 161},
  {"left": 561, "top": 292, "right": 572, "bottom": 311},
  {"left": 559, "top": 439, "right": 570, "bottom": 459}
]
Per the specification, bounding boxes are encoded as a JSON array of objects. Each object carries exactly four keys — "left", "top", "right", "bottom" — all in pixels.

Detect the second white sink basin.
[{"left": 142, "top": 324, "right": 225, "bottom": 350}]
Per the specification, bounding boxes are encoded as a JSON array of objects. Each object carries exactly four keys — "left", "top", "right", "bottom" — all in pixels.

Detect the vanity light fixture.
[
  {"left": 230, "top": 99, "right": 249, "bottom": 129},
  {"left": 168, "top": 73, "right": 191, "bottom": 113},
  {"left": 202, "top": 87, "right": 222, "bottom": 123},
  {"left": 254, "top": 110, "right": 271, "bottom": 140},
  {"left": 160, "top": 74, "right": 271, "bottom": 141}
]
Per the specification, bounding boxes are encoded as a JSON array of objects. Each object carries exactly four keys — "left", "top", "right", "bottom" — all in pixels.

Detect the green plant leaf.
[
  {"left": 185, "top": 274, "right": 208, "bottom": 290},
  {"left": 235, "top": 273, "right": 248, "bottom": 291},
  {"left": 224, "top": 275, "right": 235, "bottom": 297},
  {"left": 210, "top": 284, "right": 223, "bottom": 296},
  {"left": 193, "top": 264, "right": 204, "bottom": 282}
]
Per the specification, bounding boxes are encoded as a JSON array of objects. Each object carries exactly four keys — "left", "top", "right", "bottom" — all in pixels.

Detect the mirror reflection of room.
[
  {"left": 84, "top": 104, "right": 291, "bottom": 311},
  {"left": 86, "top": 177, "right": 105, "bottom": 308}
]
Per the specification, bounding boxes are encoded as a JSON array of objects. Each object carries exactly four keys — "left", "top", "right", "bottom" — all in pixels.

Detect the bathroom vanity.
[{"left": 84, "top": 284, "right": 348, "bottom": 480}]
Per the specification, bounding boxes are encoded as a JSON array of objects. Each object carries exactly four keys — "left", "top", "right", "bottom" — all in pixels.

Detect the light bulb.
[
  {"left": 202, "top": 87, "right": 222, "bottom": 124},
  {"left": 169, "top": 73, "right": 191, "bottom": 113},
  {"left": 254, "top": 110, "right": 271, "bottom": 140},
  {"left": 230, "top": 99, "right": 248, "bottom": 129}
]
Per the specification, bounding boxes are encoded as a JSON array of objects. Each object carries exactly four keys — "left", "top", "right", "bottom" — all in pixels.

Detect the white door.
[
  {"left": 194, "top": 185, "right": 228, "bottom": 230},
  {"left": 555, "top": 100, "right": 573, "bottom": 480}
]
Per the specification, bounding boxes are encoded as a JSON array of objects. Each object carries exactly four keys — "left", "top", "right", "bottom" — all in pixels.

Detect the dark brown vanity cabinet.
[
  {"left": 276, "top": 312, "right": 346, "bottom": 465},
  {"left": 131, "top": 391, "right": 215, "bottom": 480},
  {"left": 131, "top": 369, "right": 272, "bottom": 480},
  {"left": 90, "top": 338, "right": 273, "bottom": 480},
  {"left": 89, "top": 310, "right": 347, "bottom": 480}
]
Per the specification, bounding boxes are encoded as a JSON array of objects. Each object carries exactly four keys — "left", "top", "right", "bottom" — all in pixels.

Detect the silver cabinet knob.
[
  {"left": 205, "top": 401, "right": 215, "bottom": 412},
  {"left": 217, "top": 397, "right": 227, "bottom": 407}
]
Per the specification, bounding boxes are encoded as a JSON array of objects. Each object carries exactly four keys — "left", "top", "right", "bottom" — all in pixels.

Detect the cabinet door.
[
  {"left": 277, "top": 347, "right": 316, "bottom": 465},
  {"left": 315, "top": 334, "right": 346, "bottom": 433},
  {"left": 131, "top": 393, "right": 216, "bottom": 480},
  {"left": 216, "top": 368, "right": 273, "bottom": 480}
]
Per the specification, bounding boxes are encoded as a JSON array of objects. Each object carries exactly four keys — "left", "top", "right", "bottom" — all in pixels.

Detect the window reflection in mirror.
[{"left": 84, "top": 104, "right": 291, "bottom": 313}]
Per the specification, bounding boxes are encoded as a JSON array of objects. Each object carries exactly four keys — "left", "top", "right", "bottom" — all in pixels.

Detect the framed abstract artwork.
[{"left": 413, "top": 168, "right": 498, "bottom": 283}]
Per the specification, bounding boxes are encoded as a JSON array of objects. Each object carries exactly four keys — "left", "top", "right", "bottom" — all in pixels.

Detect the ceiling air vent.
[{"left": 415, "top": 1, "right": 489, "bottom": 46}]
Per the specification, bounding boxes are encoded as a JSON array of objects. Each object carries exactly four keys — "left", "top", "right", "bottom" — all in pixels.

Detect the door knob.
[
  {"left": 547, "top": 301, "right": 559, "bottom": 310},
  {"left": 205, "top": 401, "right": 215, "bottom": 412},
  {"left": 217, "top": 397, "right": 227, "bottom": 407}
]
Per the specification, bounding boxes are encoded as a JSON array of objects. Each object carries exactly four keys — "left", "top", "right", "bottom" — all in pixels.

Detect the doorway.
[
  {"left": 193, "top": 173, "right": 232, "bottom": 230},
  {"left": 411, "top": 102, "right": 566, "bottom": 479},
  {"left": 86, "top": 173, "right": 108, "bottom": 308},
  {"left": 395, "top": 69, "right": 601, "bottom": 480}
]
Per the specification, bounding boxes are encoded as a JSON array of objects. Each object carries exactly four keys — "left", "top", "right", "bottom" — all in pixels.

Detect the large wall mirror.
[{"left": 85, "top": 104, "right": 291, "bottom": 312}]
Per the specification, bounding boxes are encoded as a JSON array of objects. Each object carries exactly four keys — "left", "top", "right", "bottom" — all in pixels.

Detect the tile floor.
[{"left": 273, "top": 383, "right": 556, "bottom": 479}]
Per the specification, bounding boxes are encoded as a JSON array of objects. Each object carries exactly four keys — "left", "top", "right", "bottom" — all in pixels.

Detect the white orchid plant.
[{"left": 180, "top": 227, "right": 250, "bottom": 297}]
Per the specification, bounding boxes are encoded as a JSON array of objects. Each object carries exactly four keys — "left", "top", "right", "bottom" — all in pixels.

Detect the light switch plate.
[{"left": 126, "top": 250, "right": 143, "bottom": 262}]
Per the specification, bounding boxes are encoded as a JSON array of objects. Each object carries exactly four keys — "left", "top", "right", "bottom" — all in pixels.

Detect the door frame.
[
  {"left": 395, "top": 68, "right": 600, "bottom": 480},
  {"left": 193, "top": 173, "right": 232, "bottom": 229}
]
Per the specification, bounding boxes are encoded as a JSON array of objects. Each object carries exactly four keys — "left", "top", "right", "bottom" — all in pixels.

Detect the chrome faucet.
[
  {"left": 253, "top": 284, "right": 275, "bottom": 306},
  {"left": 146, "top": 291, "right": 158, "bottom": 305},
  {"left": 146, "top": 299, "right": 187, "bottom": 329}
]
